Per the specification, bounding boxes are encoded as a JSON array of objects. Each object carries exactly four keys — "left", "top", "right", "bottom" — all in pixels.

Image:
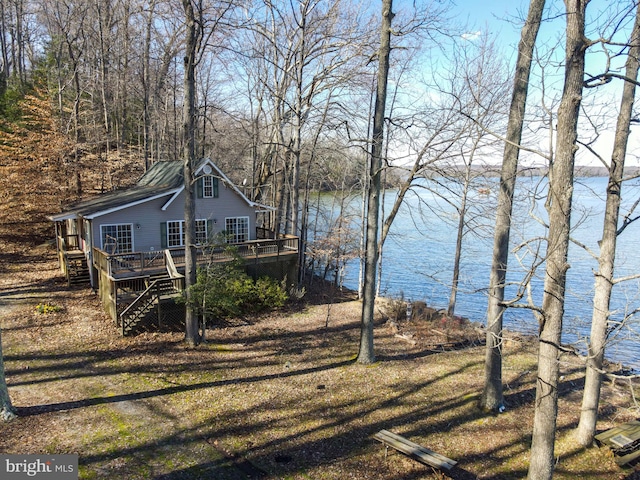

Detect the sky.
[
  {"left": 446, "top": 0, "right": 640, "bottom": 168},
  {"left": 454, "top": 0, "right": 526, "bottom": 44}
]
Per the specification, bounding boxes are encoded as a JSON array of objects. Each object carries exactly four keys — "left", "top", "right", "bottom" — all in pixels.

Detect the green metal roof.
[
  {"left": 49, "top": 161, "right": 184, "bottom": 221},
  {"left": 136, "top": 160, "right": 185, "bottom": 188},
  {"left": 49, "top": 159, "right": 273, "bottom": 222}
]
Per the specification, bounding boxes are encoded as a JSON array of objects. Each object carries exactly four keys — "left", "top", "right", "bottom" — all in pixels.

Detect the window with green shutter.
[{"left": 203, "top": 176, "right": 218, "bottom": 198}]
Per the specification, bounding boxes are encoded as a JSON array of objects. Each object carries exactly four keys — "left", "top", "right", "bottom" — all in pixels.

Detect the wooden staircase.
[
  {"left": 119, "top": 276, "right": 183, "bottom": 336},
  {"left": 65, "top": 253, "right": 90, "bottom": 286}
]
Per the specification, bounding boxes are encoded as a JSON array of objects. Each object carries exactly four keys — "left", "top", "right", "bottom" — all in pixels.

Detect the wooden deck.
[
  {"left": 56, "top": 231, "right": 299, "bottom": 328},
  {"left": 93, "top": 235, "right": 299, "bottom": 279}
]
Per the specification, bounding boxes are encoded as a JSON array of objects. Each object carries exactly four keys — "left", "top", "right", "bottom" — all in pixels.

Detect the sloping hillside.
[{"left": 0, "top": 91, "right": 143, "bottom": 252}]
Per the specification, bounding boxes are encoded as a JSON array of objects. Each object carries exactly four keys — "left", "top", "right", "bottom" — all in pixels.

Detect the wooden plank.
[
  {"left": 374, "top": 429, "right": 457, "bottom": 471},
  {"left": 377, "top": 430, "right": 457, "bottom": 467},
  {"left": 374, "top": 431, "right": 455, "bottom": 471},
  {"left": 614, "top": 447, "right": 640, "bottom": 467}
]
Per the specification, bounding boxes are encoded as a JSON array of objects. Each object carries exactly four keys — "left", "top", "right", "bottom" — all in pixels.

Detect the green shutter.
[
  {"left": 197, "top": 177, "right": 203, "bottom": 198},
  {"left": 207, "top": 219, "right": 213, "bottom": 239},
  {"left": 213, "top": 177, "right": 219, "bottom": 198},
  {"left": 160, "top": 222, "right": 167, "bottom": 249}
]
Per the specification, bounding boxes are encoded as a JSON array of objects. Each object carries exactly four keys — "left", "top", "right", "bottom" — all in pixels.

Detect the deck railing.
[
  {"left": 160, "top": 235, "right": 298, "bottom": 269},
  {"left": 58, "top": 234, "right": 80, "bottom": 252},
  {"left": 94, "top": 248, "right": 166, "bottom": 277},
  {"left": 114, "top": 275, "right": 185, "bottom": 318},
  {"left": 93, "top": 233, "right": 298, "bottom": 278},
  {"left": 118, "top": 277, "right": 184, "bottom": 335}
]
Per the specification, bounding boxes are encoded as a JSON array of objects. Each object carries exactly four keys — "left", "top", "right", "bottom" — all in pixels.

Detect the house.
[{"left": 50, "top": 158, "right": 299, "bottom": 334}]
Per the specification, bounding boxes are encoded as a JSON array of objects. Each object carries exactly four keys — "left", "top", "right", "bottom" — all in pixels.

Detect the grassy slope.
[{"left": 0, "top": 248, "right": 639, "bottom": 479}]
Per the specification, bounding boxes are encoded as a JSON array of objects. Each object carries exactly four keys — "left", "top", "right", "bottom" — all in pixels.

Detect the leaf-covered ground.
[{"left": 1, "top": 245, "right": 639, "bottom": 479}]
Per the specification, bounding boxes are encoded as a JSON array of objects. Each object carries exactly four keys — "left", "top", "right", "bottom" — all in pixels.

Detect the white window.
[
  {"left": 195, "top": 220, "right": 208, "bottom": 244},
  {"left": 167, "top": 220, "right": 208, "bottom": 247},
  {"left": 203, "top": 176, "right": 218, "bottom": 198},
  {"left": 225, "top": 217, "right": 249, "bottom": 243},
  {"left": 167, "top": 220, "right": 183, "bottom": 247},
  {"left": 101, "top": 224, "right": 133, "bottom": 253}
]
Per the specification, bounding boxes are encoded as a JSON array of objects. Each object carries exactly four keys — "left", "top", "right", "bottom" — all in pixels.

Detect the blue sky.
[
  {"left": 454, "top": 0, "right": 526, "bottom": 35},
  {"left": 450, "top": 0, "right": 640, "bottom": 168},
  {"left": 386, "top": 0, "right": 639, "bottom": 167}
]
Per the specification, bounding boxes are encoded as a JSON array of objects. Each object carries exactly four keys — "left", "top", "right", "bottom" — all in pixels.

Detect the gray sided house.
[{"left": 50, "top": 159, "right": 298, "bottom": 334}]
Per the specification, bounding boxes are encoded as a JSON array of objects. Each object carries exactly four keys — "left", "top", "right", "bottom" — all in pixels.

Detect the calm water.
[{"left": 315, "top": 176, "right": 640, "bottom": 369}]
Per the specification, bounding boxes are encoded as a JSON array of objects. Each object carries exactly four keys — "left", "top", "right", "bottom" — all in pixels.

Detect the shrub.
[
  {"left": 253, "top": 277, "right": 288, "bottom": 311},
  {"left": 186, "top": 253, "right": 289, "bottom": 321}
]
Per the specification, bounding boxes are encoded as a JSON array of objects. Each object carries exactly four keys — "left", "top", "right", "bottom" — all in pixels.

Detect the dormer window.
[
  {"left": 203, "top": 176, "right": 218, "bottom": 198},
  {"left": 199, "top": 175, "right": 219, "bottom": 198}
]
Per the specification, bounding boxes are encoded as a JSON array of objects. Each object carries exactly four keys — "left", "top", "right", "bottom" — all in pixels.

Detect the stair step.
[
  {"left": 66, "top": 255, "right": 90, "bottom": 286},
  {"left": 122, "top": 298, "right": 158, "bottom": 336}
]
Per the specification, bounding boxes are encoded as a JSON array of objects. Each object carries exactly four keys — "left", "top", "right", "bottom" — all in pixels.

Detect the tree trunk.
[
  {"left": 183, "top": 0, "right": 200, "bottom": 347},
  {"left": 289, "top": 5, "right": 307, "bottom": 238},
  {"left": 96, "top": 0, "right": 111, "bottom": 159},
  {"left": 528, "top": 2, "right": 586, "bottom": 478},
  {"left": 0, "top": 327, "right": 17, "bottom": 421},
  {"left": 14, "top": 0, "right": 25, "bottom": 85},
  {"left": 0, "top": 0, "right": 9, "bottom": 89},
  {"left": 357, "top": 0, "right": 393, "bottom": 364},
  {"left": 481, "top": 0, "right": 546, "bottom": 412},
  {"left": 447, "top": 162, "right": 472, "bottom": 317},
  {"left": 142, "top": 1, "right": 157, "bottom": 171},
  {"left": 575, "top": 2, "right": 640, "bottom": 447}
]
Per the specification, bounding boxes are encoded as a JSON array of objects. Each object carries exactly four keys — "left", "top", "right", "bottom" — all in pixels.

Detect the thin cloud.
[{"left": 461, "top": 30, "right": 482, "bottom": 41}]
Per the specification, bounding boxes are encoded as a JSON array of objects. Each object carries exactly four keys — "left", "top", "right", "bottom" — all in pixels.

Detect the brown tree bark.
[
  {"left": 142, "top": 0, "right": 157, "bottom": 171},
  {"left": 575, "top": 2, "right": 640, "bottom": 447},
  {"left": 0, "top": 327, "right": 17, "bottom": 421},
  {"left": 528, "top": 1, "right": 587, "bottom": 478},
  {"left": 481, "top": 0, "right": 546, "bottom": 412},
  {"left": 182, "top": 0, "right": 200, "bottom": 347},
  {"left": 357, "top": 0, "right": 393, "bottom": 364}
]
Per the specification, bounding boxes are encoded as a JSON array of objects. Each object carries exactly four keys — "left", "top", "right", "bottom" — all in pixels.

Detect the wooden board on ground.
[
  {"left": 373, "top": 429, "right": 457, "bottom": 471},
  {"left": 595, "top": 420, "right": 640, "bottom": 466}
]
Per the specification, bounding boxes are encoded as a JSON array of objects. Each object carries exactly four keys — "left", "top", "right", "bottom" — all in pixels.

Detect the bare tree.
[
  {"left": 141, "top": 0, "right": 158, "bottom": 171},
  {"left": 306, "top": 147, "right": 363, "bottom": 286},
  {"left": 236, "top": 0, "right": 372, "bottom": 237},
  {"left": 0, "top": 327, "right": 16, "bottom": 421},
  {"left": 528, "top": 1, "right": 588, "bottom": 478},
  {"left": 0, "top": 0, "right": 31, "bottom": 87},
  {"left": 38, "top": 0, "right": 87, "bottom": 141},
  {"left": 436, "top": 33, "right": 510, "bottom": 318},
  {"left": 358, "top": 0, "right": 393, "bottom": 364},
  {"left": 575, "top": 1, "right": 640, "bottom": 447},
  {"left": 182, "top": 0, "right": 200, "bottom": 347},
  {"left": 0, "top": 0, "right": 9, "bottom": 92},
  {"left": 182, "top": 0, "right": 236, "bottom": 346},
  {"left": 481, "top": 0, "right": 546, "bottom": 412}
]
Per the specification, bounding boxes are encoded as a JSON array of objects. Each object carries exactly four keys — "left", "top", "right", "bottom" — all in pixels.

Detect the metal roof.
[
  {"left": 49, "top": 161, "right": 184, "bottom": 221},
  {"left": 136, "top": 160, "right": 185, "bottom": 188},
  {"left": 49, "top": 159, "right": 274, "bottom": 222}
]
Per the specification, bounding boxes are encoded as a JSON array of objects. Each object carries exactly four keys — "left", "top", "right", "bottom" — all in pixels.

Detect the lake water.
[{"left": 312, "top": 176, "right": 640, "bottom": 369}]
